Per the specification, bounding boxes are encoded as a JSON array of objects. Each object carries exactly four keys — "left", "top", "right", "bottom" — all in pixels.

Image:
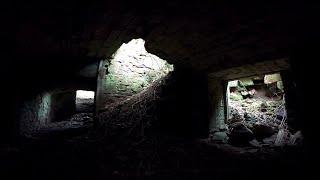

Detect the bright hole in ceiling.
[
  {"left": 111, "top": 38, "right": 174, "bottom": 74},
  {"left": 105, "top": 38, "right": 174, "bottom": 95}
]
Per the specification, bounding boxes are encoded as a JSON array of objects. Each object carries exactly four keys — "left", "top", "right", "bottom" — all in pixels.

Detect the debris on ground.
[
  {"left": 33, "top": 113, "right": 94, "bottom": 138},
  {"left": 228, "top": 122, "right": 254, "bottom": 145},
  {"left": 224, "top": 74, "right": 303, "bottom": 147}
]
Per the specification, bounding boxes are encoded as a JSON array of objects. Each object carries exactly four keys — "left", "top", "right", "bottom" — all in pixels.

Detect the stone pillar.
[
  {"left": 95, "top": 59, "right": 107, "bottom": 114},
  {"left": 224, "top": 81, "right": 230, "bottom": 122},
  {"left": 208, "top": 77, "right": 226, "bottom": 131},
  {"left": 280, "top": 70, "right": 298, "bottom": 130}
]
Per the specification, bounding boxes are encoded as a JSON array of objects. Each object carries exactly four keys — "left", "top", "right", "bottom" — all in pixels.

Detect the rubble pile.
[
  {"left": 228, "top": 97, "right": 287, "bottom": 145},
  {"left": 228, "top": 98, "right": 285, "bottom": 132},
  {"left": 34, "top": 113, "right": 94, "bottom": 138},
  {"left": 226, "top": 74, "right": 303, "bottom": 147}
]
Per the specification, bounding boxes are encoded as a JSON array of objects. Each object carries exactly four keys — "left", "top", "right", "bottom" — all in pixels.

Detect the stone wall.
[
  {"left": 18, "top": 91, "right": 76, "bottom": 136},
  {"left": 153, "top": 69, "right": 210, "bottom": 137},
  {"left": 19, "top": 92, "right": 51, "bottom": 136},
  {"left": 50, "top": 91, "right": 76, "bottom": 122},
  {"left": 208, "top": 58, "right": 290, "bottom": 80},
  {"left": 98, "top": 69, "right": 210, "bottom": 138},
  {"left": 208, "top": 77, "right": 226, "bottom": 131},
  {"left": 103, "top": 39, "right": 173, "bottom": 104}
]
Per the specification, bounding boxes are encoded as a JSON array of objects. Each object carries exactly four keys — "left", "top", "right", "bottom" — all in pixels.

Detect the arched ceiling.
[{"left": 10, "top": 0, "right": 304, "bottom": 73}]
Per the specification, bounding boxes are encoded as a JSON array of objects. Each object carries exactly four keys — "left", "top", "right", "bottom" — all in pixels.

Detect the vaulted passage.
[
  {"left": 0, "top": 1, "right": 316, "bottom": 179},
  {"left": 13, "top": 39, "right": 174, "bottom": 139}
]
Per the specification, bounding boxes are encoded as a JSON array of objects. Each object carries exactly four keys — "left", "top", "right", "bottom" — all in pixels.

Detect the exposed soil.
[{"left": 0, "top": 130, "right": 308, "bottom": 180}]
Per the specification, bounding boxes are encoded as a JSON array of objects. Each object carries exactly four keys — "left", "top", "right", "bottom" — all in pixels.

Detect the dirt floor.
[
  {"left": 76, "top": 97, "right": 94, "bottom": 113},
  {"left": 0, "top": 77, "right": 312, "bottom": 180},
  {"left": 0, "top": 129, "right": 309, "bottom": 180},
  {"left": 1, "top": 116, "right": 307, "bottom": 178},
  {"left": 34, "top": 113, "right": 94, "bottom": 138}
]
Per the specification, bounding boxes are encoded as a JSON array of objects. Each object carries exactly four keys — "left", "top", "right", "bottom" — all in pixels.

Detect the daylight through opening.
[
  {"left": 76, "top": 90, "right": 95, "bottom": 113},
  {"left": 96, "top": 38, "right": 174, "bottom": 108},
  {"left": 226, "top": 73, "right": 302, "bottom": 146}
]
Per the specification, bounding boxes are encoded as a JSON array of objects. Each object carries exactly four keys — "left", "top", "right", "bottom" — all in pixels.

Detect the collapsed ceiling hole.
[
  {"left": 4, "top": 2, "right": 312, "bottom": 178},
  {"left": 103, "top": 38, "right": 174, "bottom": 105},
  {"left": 226, "top": 73, "right": 302, "bottom": 147}
]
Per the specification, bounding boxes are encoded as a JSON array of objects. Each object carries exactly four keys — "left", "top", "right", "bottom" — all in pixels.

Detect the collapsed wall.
[
  {"left": 95, "top": 39, "right": 212, "bottom": 138},
  {"left": 103, "top": 39, "right": 173, "bottom": 105}
]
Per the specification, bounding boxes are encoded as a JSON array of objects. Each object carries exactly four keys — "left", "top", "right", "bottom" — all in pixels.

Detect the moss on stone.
[
  {"left": 104, "top": 39, "right": 173, "bottom": 97},
  {"left": 264, "top": 73, "right": 282, "bottom": 84},
  {"left": 230, "top": 93, "right": 243, "bottom": 101},
  {"left": 239, "top": 78, "right": 254, "bottom": 86}
]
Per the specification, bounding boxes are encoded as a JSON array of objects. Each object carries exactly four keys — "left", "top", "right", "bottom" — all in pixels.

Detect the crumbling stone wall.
[
  {"left": 3, "top": 1, "right": 308, "bottom": 143},
  {"left": 19, "top": 92, "right": 51, "bottom": 136},
  {"left": 103, "top": 39, "right": 173, "bottom": 104},
  {"left": 18, "top": 91, "right": 76, "bottom": 136}
]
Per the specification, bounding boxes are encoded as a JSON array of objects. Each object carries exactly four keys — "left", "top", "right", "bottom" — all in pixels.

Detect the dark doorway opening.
[{"left": 35, "top": 90, "right": 95, "bottom": 138}]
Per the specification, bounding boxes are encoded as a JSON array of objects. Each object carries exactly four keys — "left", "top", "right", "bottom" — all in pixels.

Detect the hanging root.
[{"left": 96, "top": 74, "right": 171, "bottom": 139}]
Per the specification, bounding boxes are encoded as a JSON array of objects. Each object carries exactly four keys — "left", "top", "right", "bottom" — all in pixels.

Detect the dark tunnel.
[{"left": 0, "top": 0, "right": 319, "bottom": 179}]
